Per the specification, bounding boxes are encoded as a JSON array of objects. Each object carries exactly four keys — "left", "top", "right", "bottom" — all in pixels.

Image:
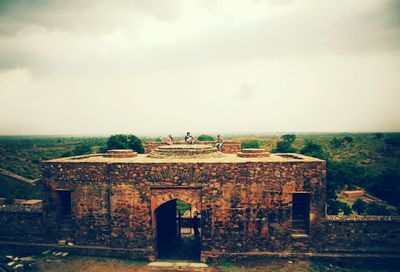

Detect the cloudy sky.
[{"left": 0, "top": 0, "right": 399, "bottom": 135}]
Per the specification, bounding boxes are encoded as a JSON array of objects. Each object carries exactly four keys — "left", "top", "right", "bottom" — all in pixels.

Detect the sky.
[{"left": 0, "top": 0, "right": 399, "bottom": 136}]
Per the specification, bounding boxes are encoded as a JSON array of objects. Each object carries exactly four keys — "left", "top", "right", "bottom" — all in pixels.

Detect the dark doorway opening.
[
  {"left": 292, "top": 192, "right": 310, "bottom": 234},
  {"left": 58, "top": 191, "right": 71, "bottom": 218},
  {"left": 156, "top": 199, "right": 201, "bottom": 261},
  {"left": 56, "top": 190, "right": 72, "bottom": 239}
]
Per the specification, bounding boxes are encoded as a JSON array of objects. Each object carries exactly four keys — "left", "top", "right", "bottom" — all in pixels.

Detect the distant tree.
[
  {"left": 330, "top": 137, "right": 346, "bottom": 148},
  {"left": 374, "top": 133, "right": 384, "bottom": 139},
  {"left": 197, "top": 134, "right": 215, "bottom": 141},
  {"left": 241, "top": 140, "right": 260, "bottom": 149},
  {"left": 273, "top": 141, "right": 296, "bottom": 153},
  {"left": 352, "top": 198, "right": 367, "bottom": 214},
  {"left": 128, "top": 135, "right": 144, "bottom": 153},
  {"left": 327, "top": 199, "right": 352, "bottom": 215},
  {"left": 365, "top": 202, "right": 393, "bottom": 216},
  {"left": 107, "top": 134, "right": 130, "bottom": 149},
  {"left": 367, "top": 163, "right": 400, "bottom": 206},
  {"left": 72, "top": 142, "right": 92, "bottom": 156},
  {"left": 282, "top": 134, "right": 296, "bottom": 143},
  {"left": 61, "top": 150, "right": 73, "bottom": 157},
  {"left": 106, "top": 134, "right": 144, "bottom": 153},
  {"left": 300, "top": 140, "right": 326, "bottom": 159},
  {"left": 4, "top": 194, "right": 15, "bottom": 205},
  {"left": 340, "top": 202, "right": 352, "bottom": 215},
  {"left": 343, "top": 136, "right": 353, "bottom": 143},
  {"left": 384, "top": 134, "right": 400, "bottom": 147},
  {"left": 155, "top": 137, "right": 162, "bottom": 142},
  {"left": 98, "top": 145, "right": 108, "bottom": 153},
  {"left": 271, "top": 134, "right": 297, "bottom": 153}
]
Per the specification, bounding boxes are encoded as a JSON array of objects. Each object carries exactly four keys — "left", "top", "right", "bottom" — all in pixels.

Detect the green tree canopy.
[
  {"left": 330, "top": 137, "right": 346, "bottom": 148},
  {"left": 72, "top": 142, "right": 92, "bottom": 156},
  {"left": 106, "top": 134, "right": 144, "bottom": 153},
  {"left": 282, "top": 134, "right": 296, "bottom": 143},
  {"left": 272, "top": 141, "right": 296, "bottom": 153},
  {"left": 300, "top": 140, "right": 326, "bottom": 159},
  {"left": 352, "top": 198, "right": 367, "bottom": 214},
  {"left": 197, "top": 134, "right": 215, "bottom": 141},
  {"left": 241, "top": 140, "right": 260, "bottom": 149},
  {"left": 343, "top": 136, "right": 353, "bottom": 143}
]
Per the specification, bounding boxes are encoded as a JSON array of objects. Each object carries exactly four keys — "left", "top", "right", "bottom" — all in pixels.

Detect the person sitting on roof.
[
  {"left": 185, "top": 132, "right": 196, "bottom": 144},
  {"left": 166, "top": 134, "right": 174, "bottom": 145},
  {"left": 215, "top": 134, "right": 223, "bottom": 151}
]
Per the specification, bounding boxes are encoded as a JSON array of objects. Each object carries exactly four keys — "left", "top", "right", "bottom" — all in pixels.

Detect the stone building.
[
  {"left": 1, "top": 141, "right": 399, "bottom": 263},
  {"left": 40, "top": 142, "right": 326, "bottom": 262}
]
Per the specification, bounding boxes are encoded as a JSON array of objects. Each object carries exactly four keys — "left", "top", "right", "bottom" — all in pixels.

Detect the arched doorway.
[{"left": 155, "top": 199, "right": 201, "bottom": 261}]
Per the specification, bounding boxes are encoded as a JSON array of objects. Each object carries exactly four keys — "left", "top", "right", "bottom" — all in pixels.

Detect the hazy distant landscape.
[{"left": 1, "top": 132, "right": 399, "bottom": 215}]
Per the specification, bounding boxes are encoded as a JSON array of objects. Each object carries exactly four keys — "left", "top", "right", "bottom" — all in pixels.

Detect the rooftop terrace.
[{"left": 46, "top": 145, "right": 324, "bottom": 164}]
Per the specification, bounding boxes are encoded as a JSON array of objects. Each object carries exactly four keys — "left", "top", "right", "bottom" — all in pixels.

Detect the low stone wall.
[
  {"left": 144, "top": 141, "right": 241, "bottom": 154},
  {"left": 0, "top": 205, "right": 44, "bottom": 242},
  {"left": 323, "top": 215, "right": 400, "bottom": 254}
]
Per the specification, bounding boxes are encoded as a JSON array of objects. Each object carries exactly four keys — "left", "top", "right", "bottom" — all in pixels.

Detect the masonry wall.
[
  {"left": 322, "top": 215, "right": 400, "bottom": 254},
  {"left": 42, "top": 159, "right": 326, "bottom": 260},
  {"left": 0, "top": 206, "right": 43, "bottom": 242}
]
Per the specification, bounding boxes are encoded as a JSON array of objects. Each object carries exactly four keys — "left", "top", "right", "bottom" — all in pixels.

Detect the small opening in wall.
[
  {"left": 292, "top": 192, "right": 310, "bottom": 235},
  {"left": 58, "top": 191, "right": 71, "bottom": 218}
]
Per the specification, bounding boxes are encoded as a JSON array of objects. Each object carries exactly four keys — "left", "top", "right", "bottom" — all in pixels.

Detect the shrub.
[
  {"left": 352, "top": 198, "right": 367, "bottom": 214},
  {"left": 72, "top": 142, "right": 92, "bottom": 156},
  {"left": 106, "top": 134, "right": 144, "bottom": 153},
  {"left": 281, "top": 134, "right": 296, "bottom": 143},
  {"left": 330, "top": 137, "right": 346, "bottom": 148},
  {"left": 343, "top": 136, "right": 353, "bottom": 143},
  {"left": 197, "top": 135, "right": 215, "bottom": 141},
  {"left": 365, "top": 202, "right": 394, "bottom": 216},
  {"left": 4, "top": 194, "right": 15, "bottom": 205},
  {"left": 272, "top": 141, "right": 296, "bottom": 153},
  {"left": 327, "top": 199, "right": 352, "bottom": 215},
  {"left": 241, "top": 140, "right": 260, "bottom": 149},
  {"left": 300, "top": 140, "right": 326, "bottom": 159}
]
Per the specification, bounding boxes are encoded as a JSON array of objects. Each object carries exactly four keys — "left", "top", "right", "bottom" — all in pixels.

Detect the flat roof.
[{"left": 45, "top": 153, "right": 324, "bottom": 164}]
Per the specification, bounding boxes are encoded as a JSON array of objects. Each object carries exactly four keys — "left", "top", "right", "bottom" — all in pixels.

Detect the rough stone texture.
[
  {"left": 0, "top": 209, "right": 43, "bottom": 241},
  {"left": 37, "top": 153, "right": 326, "bottom": 261},
  {"left": 144, "top": 141, "right": 241, "bottom": 154},
  {"left": 322, "top": 215, "right": 400, "bottom": 254},
  {"left": 237, "top": 148, "right": 270, "bottom": 158},
  {"left": 1, "top": 150, "right": 399, "bottom": 263}
]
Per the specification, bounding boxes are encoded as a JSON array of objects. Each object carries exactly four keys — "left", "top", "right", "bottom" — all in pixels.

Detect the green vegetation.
[
  {"left": 104, "top": 134, "right": 144, "bottom": 153},
  {"left": 272, "top": 134, "right": 297, "bottom": 153},
  {"left": 352, "top": 198, "right": 367, "bottom": 214},
  {"left": 197, "top": 134, "right": 215, "bottom": 141},
  {"left": 241, "top": 140, "right": 260, "bottom": 149},
  {"left": 176, "top": 199, "right": 191, "bottom": 214},
  {"left": 0, "top": 132, "right": 399, "bottom": 216},
  {"left": 300, "top": 140, "right": 326, "bottom": 160},
  {"left": 71, "top": 142, "right": 93, "bottom": 156}
]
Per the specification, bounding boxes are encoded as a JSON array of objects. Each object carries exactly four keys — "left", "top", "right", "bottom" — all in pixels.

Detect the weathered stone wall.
[
  {"left": 323, "top": 215, "right": 400, "bottom": 253},
  {"left": 144, "top": 141, "right": 241, "bottom": 154},
  {"left": 41, "top": 159, "right": 326, "bottom": 260},
  {"left": 3, "top": 151, "right": 399, "bottom": 262},
  {"left": 0, "top": 205, "right": 43, "bottom": 241}
]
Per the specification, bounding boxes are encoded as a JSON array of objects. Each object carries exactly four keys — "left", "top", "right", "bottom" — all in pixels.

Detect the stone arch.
[{"left": 151, "top": 189, "right": 201, "bottom": 213}]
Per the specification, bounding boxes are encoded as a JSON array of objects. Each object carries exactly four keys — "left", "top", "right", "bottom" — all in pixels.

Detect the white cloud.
[{"left": 0, "top": 0, "right": 399, "bottom": 135}]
